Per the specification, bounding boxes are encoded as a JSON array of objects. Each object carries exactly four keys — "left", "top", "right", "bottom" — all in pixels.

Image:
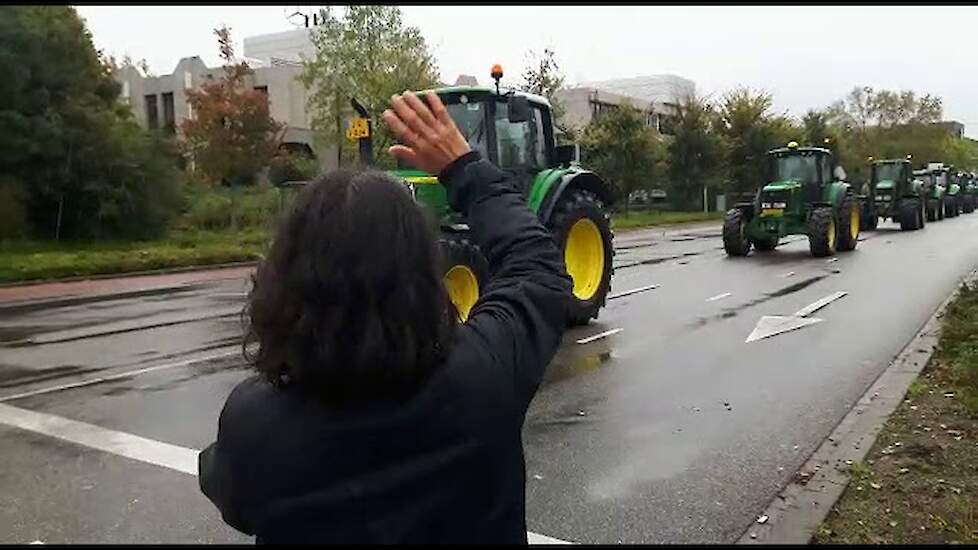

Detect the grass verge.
[
  {"left": 0, "top": 228, "right": 270, "bottom": 284},
  {"left": 611, "top": 210, "right": 722, "bottom": 231},
  {"left": 814, "top": 281, "right": 978, "bottom": 544}
]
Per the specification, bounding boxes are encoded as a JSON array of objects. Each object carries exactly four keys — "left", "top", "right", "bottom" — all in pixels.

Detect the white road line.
[
  {"left": 0, "top": 402, "right": 571, "bottom": 544},
  {"left": 705, "top": 292, "right": 732, "bottom": 302},
  {"left": 607, "top": 283, "right": 658, "bottom": 300},
  {"left": 0, "top": 403, "right": 199, "bottom": 475},
  {"left": 576, "top": 328, "right": 622, "bottom": 345},
  {"left": 0, "top": 349, "right": 241, "bottom": 403},
  {"left": 793, "top": 291, "right": 848, "bottom": 318}
]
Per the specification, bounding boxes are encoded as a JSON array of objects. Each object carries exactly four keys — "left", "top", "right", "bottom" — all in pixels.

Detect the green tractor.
[
  {"left": 952, "top": 170, "right": 976, "bottom": 214},
  {"left": 861, "top": 156, "right": 926, "bottom": 231},
  {"left": 916, "top": 166, "right": 949, "bottom": 221},
  {"left": 357, "top": 67, "right": 615, "bottom": 325},
  {"left": 723, "top": 141, "right": 861, "bottom": 258},
  {"left": 963, "top": 172, "right": 978, "bottom": 214}
]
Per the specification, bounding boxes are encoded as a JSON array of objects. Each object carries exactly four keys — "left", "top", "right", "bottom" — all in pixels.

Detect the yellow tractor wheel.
[
  {"left": 440, "top": 237, "right": 488, "bottom": 323},
  {"left": 549, "top": 189, "right": 614, "bottom": 325}
]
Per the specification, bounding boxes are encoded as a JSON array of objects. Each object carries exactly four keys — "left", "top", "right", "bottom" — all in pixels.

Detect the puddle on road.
[{"left": 543, "top": 335, "right": 614, "bottom": 386}]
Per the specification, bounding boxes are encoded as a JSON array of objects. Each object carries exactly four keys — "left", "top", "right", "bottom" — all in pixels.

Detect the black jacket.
[{"left": 199, "top": 153, "right": 573, "bottom": 544}]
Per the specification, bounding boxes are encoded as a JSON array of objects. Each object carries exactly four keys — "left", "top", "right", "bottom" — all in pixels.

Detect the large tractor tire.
[
  {"left": 963, "top": 196, "right": 975, "bottom": 214},
  {"left": 808, "top": 207, "right": 837, "bottom": 257},
  {"left": 918, "top": 198, "right": 926, "bottom": 229},
  {"left": 548, "top": 189, "right": 614, "bottom": 326},
  {"left": 945, "top": 198, "right": 959, "bottom": 218},
  {"left": 938, "top": 199, "right": 946, "bottom": 220},
  {"left": 440, "top": 236, "right": 489, "bottom": 323},
  {"left": 722, "top": 208, "right": 752, "bottom": 256},
  {"left": 752, "top": 235, "right": 778, "bottom": 252},
  {"left": 926, "top": 199, "right": 938, "bottom": 222},
  {"left": 837, "top": 197, "right": 860, "bottom": 252},
  {"left": 898, "top": 198, "right": 922, "bottom": 231}
]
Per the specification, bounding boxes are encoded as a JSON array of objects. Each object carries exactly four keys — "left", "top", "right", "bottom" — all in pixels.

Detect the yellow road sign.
[{"left": 346, "top": 117, "right": 370, "bottom": 141}]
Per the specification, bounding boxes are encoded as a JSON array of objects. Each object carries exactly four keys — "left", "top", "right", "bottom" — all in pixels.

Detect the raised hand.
[{"left": 383, "top": 91, "right": 471, "bottom": 175}]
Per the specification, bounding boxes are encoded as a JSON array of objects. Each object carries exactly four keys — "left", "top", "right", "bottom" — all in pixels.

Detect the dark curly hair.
[{"left": 244, "top": 169, "right": 457, "bottom": 403}]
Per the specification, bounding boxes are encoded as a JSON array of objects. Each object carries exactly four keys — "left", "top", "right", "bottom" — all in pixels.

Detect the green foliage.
[
  {"left": 0, "top": 229, "right": 267, "bottom": 283},
  {"left": 179, "top": 184, "right": 283, "bottom": 232},
  {"left": 667, "top": 95, "right": 728, "bottom": 210},
  {"left": 719, "top": 87, "right": 787, "bottom": 194},
  {"left": 0, "top": 179, "right": 27, "bottom": 239},
  {"left": 611, "top": 210, "right": 722, "bottom": 230},
  {"left": 0, "top": 6, "right": 182, "bottom": 240},
  {"left": 937, "top": 282, "right": 978, "bottom": 414},
  {"left": 267, "top": 152, "right": 319, "bottom": 185},
  {"left": 181, "top": 26, "right": 284, "bottom": 186},
  {"left": 301, "top": 6, "right": 439, "bottom": 168},
  {"left": 520, "top": 47, "right": 575, "bottom": 142},
  {"left": 580, "top": 103, "right": 664, "bottom": 211}
]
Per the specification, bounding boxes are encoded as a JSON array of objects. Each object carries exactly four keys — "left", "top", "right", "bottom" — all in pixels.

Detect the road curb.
[{"left": 737, "top": 267, "right": 978, "bottom": 544}]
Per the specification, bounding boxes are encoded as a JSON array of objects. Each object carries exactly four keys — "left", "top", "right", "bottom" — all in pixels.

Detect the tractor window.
[
  {"left": 493, "top": 100, "right": 547, "bottom": 170},
  {"left": 874, "top": 163, "right": 902, "bottom": 183},
  {"left": 772, "top": 154, "right": 818, "bottom": 183},
  {"left": 445, "top": 100, "right": 490, "bottom": 159},
  {"left": 821, "top": 155, "right": 833, "bottom": 183}
]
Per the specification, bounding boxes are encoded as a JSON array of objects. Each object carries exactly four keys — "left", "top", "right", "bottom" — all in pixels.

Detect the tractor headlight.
[
  {"left": 761, "top": 202, "right": 772, "bottom": 209},
  {"left": 772, "top": 202, "right": 787, "bottom": 209}
]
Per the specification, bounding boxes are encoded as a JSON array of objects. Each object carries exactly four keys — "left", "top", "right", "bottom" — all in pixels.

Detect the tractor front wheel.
[
  {"left": 440, "top": 236, "right": 489, "bottom": 323},
  {"left": 837, "top": 197, "right": 860, "bottom": 252},
  {"left": 938, "top": 199, "right": 946, "bottom": 220},
  {"left": 926, "top": 200, "right": 938, "bottom": 222},
  {"left": 808, "top": 207, "right": 837, "bottom": 257},
  {"left": 722, "top": 208, "right": 752, "bottom": 256},
  {"left": 549, "top": 189, "right": 614, "bottom": 326},
  {"left": 898, "top": 198, "right": 921, "bottom": 231},
  {"left": 752, "top": 235, "right": 778, "bottom": 252}
]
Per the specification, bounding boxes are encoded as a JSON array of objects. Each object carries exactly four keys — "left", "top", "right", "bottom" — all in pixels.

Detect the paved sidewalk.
[{"left": 0, "top": 265, "right": 255, "bottom": 305}]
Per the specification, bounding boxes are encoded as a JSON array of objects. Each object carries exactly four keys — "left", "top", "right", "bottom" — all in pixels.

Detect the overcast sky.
[{"left": 76, "top": 5, "right": 978, "bottom": 137}]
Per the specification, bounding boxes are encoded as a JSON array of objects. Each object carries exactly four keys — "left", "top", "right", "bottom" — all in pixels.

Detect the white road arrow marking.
[
  {"left": 745, "top": 316, "right": 824, "bottom": 343},
  {"left": 706, "top": 292, "right": 732, "bottom": 302},
  {"left": 745, "top": 292, "right": 848, "bottom": 343},
  {"left": 793, "top": 291, "right": 848, "bottom": 317}
]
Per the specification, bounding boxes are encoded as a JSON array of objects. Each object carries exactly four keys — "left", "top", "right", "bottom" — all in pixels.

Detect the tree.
[
  {"left": 520, "top": 48, "right": 574, "bottom": 142},
  {"left": 580, "top": 102, "right": 662, "bottom": 213},
  {"left": 667, "top": 94, "right": 728, "bottom": 210},
  {"left": 719, "top": 87, "right": 785, "bottom": 195},
  {"left": 0, "top": 6, "right": 181, "bottom": 239},
  {"left": 182, "top": 26, "right": 284, "bottom": 187},
  {"left": 301, "top": 6, "right": 439, "bottom": 168}
]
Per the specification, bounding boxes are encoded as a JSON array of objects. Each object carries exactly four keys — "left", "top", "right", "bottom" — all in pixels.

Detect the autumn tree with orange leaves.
[{"left": 182, "top": 26, "right": 283, "bottom": 186}]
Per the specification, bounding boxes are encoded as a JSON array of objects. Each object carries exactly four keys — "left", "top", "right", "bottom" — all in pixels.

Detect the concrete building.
[
  {"left": 555, "top": 74, "right": 696, "bottom": 135},
  {"left": 114, "top": 55, "right": 333, "bottom": 169},
  {"left": 243, "top": 27, "right": 315, "bottom": 65}
]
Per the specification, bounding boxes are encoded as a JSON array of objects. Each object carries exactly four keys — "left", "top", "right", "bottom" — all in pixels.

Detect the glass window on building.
[
  {"left": 144, "top": 94, "right": 159, "bottom": 130},
  {"left": 162, "top": 92, "right": 175, "bottom": 134}
]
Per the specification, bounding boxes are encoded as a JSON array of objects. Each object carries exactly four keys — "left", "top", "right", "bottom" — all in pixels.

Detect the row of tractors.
[{"left": 722, "top": 142, "right": 978, "bottom": 258}]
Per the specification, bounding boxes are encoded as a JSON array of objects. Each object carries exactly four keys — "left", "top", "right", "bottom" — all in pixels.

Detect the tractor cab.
[
  {"left": 870, "top": 159, "right": 915, "bottom": 204},
  {"left": 762, "top": 142, "right": 843, "bottom": 213}
]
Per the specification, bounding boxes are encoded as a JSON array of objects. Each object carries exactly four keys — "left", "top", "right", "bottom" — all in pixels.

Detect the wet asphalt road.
[{"left": 3, "top": 214, "right": 978, "bottom": 544}]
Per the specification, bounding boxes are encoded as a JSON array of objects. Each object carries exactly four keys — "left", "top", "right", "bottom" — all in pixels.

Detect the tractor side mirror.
[
  {"left": 833, "top": 165, "right": 847, "bottom": 181},
  {"left": 555, "top": 144, "right": 580, "bottom": 166},
  {"left": 507, "top": 95, "right": 531, "bottom": 123}
]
